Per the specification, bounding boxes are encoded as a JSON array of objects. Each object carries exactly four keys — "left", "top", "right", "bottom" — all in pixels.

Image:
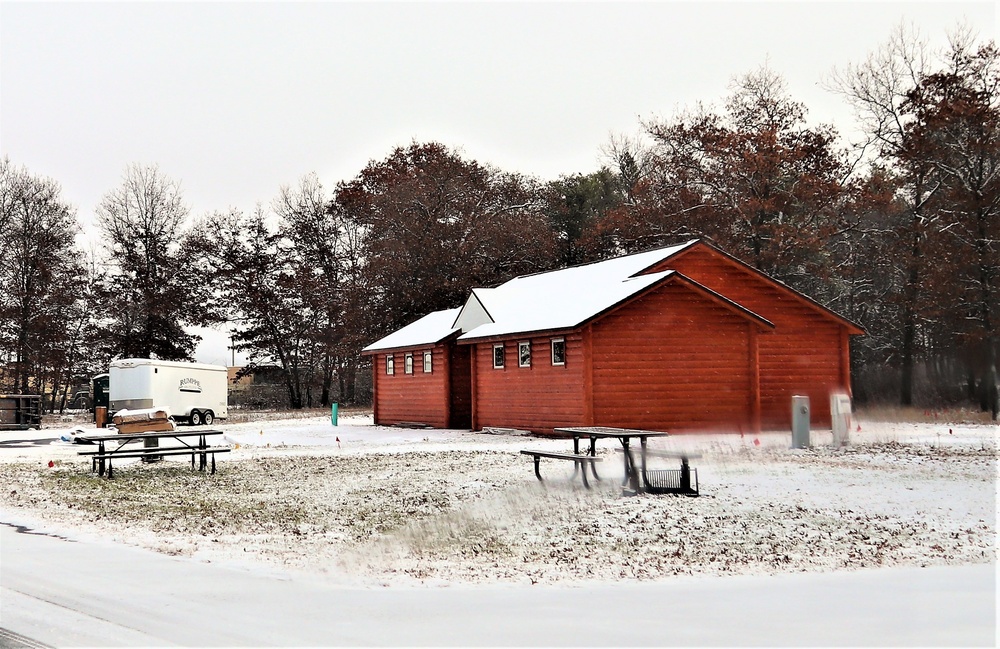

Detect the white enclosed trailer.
[{"left": 109, "top": 359, "right": 228, "bottom": 425}]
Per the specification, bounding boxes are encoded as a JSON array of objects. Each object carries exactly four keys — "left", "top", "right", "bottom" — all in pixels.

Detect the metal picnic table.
[
  {"left": 555, "top": 426, "right": 671, "bottom": 494},
  {"left": 77, "top": 429, "right": 228, "bottom": 478},
  {"left": 555, "top": 426, "right": 701, "bottom": 496}
]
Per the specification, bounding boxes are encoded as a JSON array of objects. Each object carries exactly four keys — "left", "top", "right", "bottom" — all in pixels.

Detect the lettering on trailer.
[{"left": 179, "top": 377, "right": 202, "bottom": 393}]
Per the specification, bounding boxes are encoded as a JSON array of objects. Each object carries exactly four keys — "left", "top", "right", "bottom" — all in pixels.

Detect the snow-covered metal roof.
[
  {"left": 457, "top": 270, "right": 676, "bottom": 341},
  {"left": 362, "top": 308, "right": 461, "bottom": 353},
  {"left": 456, "top": 241, "right": 699, "bottom": 341},
  {"left": 363, "top": 241, "right": 704, "bottom": 352}
]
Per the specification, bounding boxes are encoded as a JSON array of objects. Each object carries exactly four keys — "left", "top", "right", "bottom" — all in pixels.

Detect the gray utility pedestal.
[
  {"left": 831, "top": 393, "right": 852, "bottom": 447},
  {"left": 791, "top": 395, "right": 810, "bottom": 449}
]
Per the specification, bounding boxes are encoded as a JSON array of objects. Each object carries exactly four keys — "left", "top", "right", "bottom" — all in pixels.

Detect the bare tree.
[
  {"left": 187, "top": 206, "right": 318, "bottom": 409},
  {"left": 634, "top": 64, "right": 849, "bottom": 299},
  {"left": 0, "top": 157, "right": 83, "bottom": 401},
  {"left": 274, "top": 174, "right": 341, "bottom": 406},
  {"left": 830, "top": 24, "right": 934, "bottom": 164},
  {"left": 831, "top": 24, "right": 999, "bottom": 408},
  {"left": 599, "top": 131, "right": 656, "bottom": 203},
  {"left": 95, "top": 163, "right": 206, "bottom": 360},
  {"left": 830, "top": 24, "right": 941, "bottom": 406}
]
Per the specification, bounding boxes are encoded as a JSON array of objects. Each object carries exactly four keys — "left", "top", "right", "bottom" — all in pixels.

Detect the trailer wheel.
[
  {"left": 203, "top": 410, "right": 214, "bottom": 426},
  {"left": 190, "top": 410, "right": 203, "bottom": 426}
]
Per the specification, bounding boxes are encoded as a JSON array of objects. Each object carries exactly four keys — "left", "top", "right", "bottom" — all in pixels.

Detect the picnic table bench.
[
  {"left": 77, "top": 430, "right": 229, "bottom": 478},
  {"left": 520, "top": 449, "right": 604, "bottom": 488}
]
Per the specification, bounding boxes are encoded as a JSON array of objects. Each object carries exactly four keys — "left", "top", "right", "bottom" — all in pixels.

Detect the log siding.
[
  {"left": 472, "top": 332, "right": 587, "bottom": 432},
  {"left": 591, "top": 281, "right": 755, "bottom": 433},
  {"left": 374, "top": 345, "right": 451, "bottom": 428},
  {"left": 661, "top": 246, "right": 852, "bottom": 428}
]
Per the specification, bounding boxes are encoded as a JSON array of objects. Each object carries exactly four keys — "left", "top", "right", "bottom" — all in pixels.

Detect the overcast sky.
[{"left": 1, "top": 1, "right": 995, "bottom": 365}]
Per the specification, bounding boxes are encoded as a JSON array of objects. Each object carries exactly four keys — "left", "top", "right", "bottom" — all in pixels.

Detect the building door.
[{"left": 448, "top": 346, "right": 473, "bottom": 429}]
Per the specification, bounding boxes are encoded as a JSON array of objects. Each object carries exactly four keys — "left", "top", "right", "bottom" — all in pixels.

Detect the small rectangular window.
[
  {"left": 493, "top": 344, "right": 505, "bottom": 369},
  {"left": 518, "top": 341, "right": 531, "bottom": 368},
  {"left": 404, "top": 353, "right": 414, "bottom": 374},
  {"left": 423, "top": 350, "right": 432, "bottom": 373},
  {"left": 551, "top": 338, "right": 566, "bottom": 366},
  {"left": 386, "top": 354, "right": 394, "bottom": 375}
]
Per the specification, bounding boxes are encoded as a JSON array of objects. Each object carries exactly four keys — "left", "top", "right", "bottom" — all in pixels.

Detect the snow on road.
[{"left": 1, "top": 520, "right": 994, "bottom": 646}]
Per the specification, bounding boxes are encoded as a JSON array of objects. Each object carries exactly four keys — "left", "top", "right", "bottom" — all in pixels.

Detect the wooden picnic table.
[
  {"left": 77, "top": 429, "right": 229, "bottom": 478},
  {"left": 554, "top": 426, "right": 671, "bottom": 494}
]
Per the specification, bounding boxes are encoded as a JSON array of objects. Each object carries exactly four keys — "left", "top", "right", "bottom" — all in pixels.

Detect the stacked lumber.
[{"left": 112, "top": 407, "right": 175, "bottom": 434}]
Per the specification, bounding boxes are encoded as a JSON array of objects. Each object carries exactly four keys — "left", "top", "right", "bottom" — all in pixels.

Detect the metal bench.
[
  {"left": 644, "top": 467, "right": 698, "bottom": 495},
  {"left": 613, "top": 448, "right": 701, "bottom": 495},
  {"left": 520, "top": 450, "right": 603, "bottom": 488}
]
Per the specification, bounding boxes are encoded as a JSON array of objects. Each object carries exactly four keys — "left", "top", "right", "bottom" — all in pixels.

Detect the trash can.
[{"left": 331, "top": 402, "right": 338, "bottom": 426}]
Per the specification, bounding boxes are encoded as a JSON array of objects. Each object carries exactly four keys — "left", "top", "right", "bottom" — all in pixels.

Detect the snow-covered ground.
[
  {"left": 0, "top": 413, "right": 995, "bottom": 590},
  {"left": 2, "top": 517, "right": 993, "bottom": 646}
]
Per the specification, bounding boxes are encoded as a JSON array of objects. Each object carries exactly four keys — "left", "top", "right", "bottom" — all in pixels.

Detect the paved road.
[{"left": 0, "top": 520, "right": 995, "bottom": 646}]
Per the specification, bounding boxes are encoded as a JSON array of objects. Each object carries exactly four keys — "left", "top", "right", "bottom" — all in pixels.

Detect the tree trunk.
[
  {"left": 975, "top": 205, "right": 996, "bottom": 380},
  {"left": 320, "top": 349, "right": 333, "bottom": 406},
  {"left": 901, "top": 309, "right": 914, "bottom": 406},
  {"left": 282, "top": 368, "right": 302, "bottom": 409},
  {"left": 900, "top": 200, "right": 925, "bottom": 407},
  {"left": 342, "top": 359, "right": 357, "bottom": 404}
]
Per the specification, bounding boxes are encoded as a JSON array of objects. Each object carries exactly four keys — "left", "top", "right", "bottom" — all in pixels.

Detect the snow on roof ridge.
[{"left": 507, "top": 239, "right": 700, "bottom": 282}]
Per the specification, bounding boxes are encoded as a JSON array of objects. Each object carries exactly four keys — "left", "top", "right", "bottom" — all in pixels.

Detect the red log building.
[{"left": 362, "top": 240, "right": 864, "bottom": 434}]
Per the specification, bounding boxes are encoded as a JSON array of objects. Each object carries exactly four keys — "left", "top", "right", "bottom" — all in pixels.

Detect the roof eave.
[
  {"left": 361, "top": 330, "right": 461, "bottom": 355},
  {"left": 456, "top": 326, "right": 582, "bottom": 345}
]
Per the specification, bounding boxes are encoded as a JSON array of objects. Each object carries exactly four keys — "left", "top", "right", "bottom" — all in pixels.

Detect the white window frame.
[
  {"left": 551, "top": 338, "right": 566, "bottom": 366},
  {"left": 518, "top": 341, "right": 531, "bottom": 368},
  {"left": 404, "top": 352, "right": 414, "bottom": 374},
  {"left": 493, "top": 344, "right": 505, "bottom": 369},
  {"left": 423, "top": 350, "right": 432, "bottom": 373},
  {"left": 386, "top": 354, "right": 394, "bottom": 375}
]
